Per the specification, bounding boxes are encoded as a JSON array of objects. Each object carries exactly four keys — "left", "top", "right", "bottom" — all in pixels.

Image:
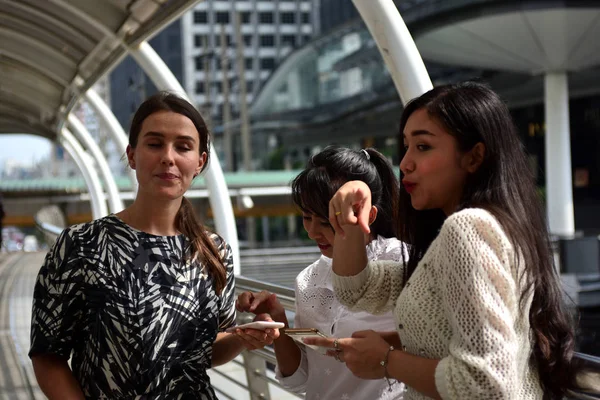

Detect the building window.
[
  {"left": 282, "top": 35, "right": 296, "bottom": 47},
  {"left": 194, "top": 34, "right": 206, "bottom": 48},
  {"left": 260, "top": 58, "right": 275, "bottom": 70},
  {"left": 194, "top": 11, "right": 207, "bottom": 24},
  {"left": 245, "top": 58, "right": 253, "bottom": 70},
  {"left": 215, "top": 59, "right": 228, "bottom": 70},
  {"left": 241, "top": 12, "right": 251, "bottom": 23},
  {"left": 243, "top": 35, "right": 253, "bottom": 46},
  {"left": 216, "top": 11, "right": 230, "bottom": 24},
  {"left": 215, "top": 35, "right": 232, "bottom": 47},
  {"left": 215, "top": 82, "right": 223, "bottom": 92},
  {"left": 259, "top": 12, "right": 274, "bottom": 24},
  {"left": 301, "top": 12, "right": 310, "bottom": 24},
  {"left": 246, "top": 81, "right": 254, "bottom": 93},
  {"left": 303, "top": 35, "right": 311, "bottom": 43},
  {"left": 281, "top": 12, "right": 296, "bottom": 24},
  {"left": 195, "top": 56, "right": 204, "bottom": 71},
  {"left": 195, "top": 81, "right": 205, "bottom": 94},
  {"left": 260, "top": 35, "right": 275, "bottom": 47}
]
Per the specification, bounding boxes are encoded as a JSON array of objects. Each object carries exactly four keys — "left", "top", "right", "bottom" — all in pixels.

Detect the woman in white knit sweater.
[{"left": 304, "top": 83, "right": 593, "bottom": 399}]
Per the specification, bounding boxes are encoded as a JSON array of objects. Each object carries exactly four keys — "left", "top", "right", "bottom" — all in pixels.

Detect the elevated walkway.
[
  {"left": 0, "top": 252, "right": 45, "bottom": 400},
  {"left": 2, "top": 249, "right": 598, "bottom": 399}
]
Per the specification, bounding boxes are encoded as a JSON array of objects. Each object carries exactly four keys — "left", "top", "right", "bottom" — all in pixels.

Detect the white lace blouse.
[{"left": 276, "top": 236, "right": 406, "bottom": 400}]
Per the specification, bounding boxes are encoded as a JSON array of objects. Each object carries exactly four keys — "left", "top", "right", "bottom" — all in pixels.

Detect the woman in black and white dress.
[{"left": 29, "top": 92, "right": 278, "bottom": 399}]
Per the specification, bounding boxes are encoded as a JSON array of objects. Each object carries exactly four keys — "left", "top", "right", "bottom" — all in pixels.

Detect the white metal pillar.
[
  {"left": 84, "top": 89, "right": 138, "bottom": 191},
  {"left": 59, "top": 129, "right": 108, "bottom": 219},
  {"left": 68, "top": 114, "right": 124, "bottom": 213},
  {"left": 544, "top": 72, "right": 575, "bottom": 236},
  {"left": 352, "top": 0, "right": 433, "bottom": 104},
  {"left": 129, "top": 41, "right": 241, "bottom": 273}
]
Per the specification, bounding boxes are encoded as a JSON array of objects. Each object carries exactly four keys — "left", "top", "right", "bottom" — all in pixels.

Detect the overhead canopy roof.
[
  {"left": 0, "top": 0, "right": 199, "bottom": 140},
  {"left": 414, "top": 3, "right": 600, "bottom": 74}
]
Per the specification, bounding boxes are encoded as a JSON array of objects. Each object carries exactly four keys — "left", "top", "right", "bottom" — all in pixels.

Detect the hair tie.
[{"left": 361, "top": 149, "right": 371, "bottom": 160}]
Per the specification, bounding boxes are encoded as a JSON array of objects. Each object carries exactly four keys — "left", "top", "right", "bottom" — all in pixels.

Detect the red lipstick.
[{"left": 402, "top": 180, "right": 416, "bottom": 194}]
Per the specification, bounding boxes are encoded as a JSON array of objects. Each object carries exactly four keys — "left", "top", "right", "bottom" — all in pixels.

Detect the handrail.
[
  {"left": 34, "top": 220, "right": 63, "bottom": 237},
  {"left": 235, "top": 275, "right": 296, "bottom": 311},
  {"left": 32, "top": 221, "right": 600, "bottom": 399}
]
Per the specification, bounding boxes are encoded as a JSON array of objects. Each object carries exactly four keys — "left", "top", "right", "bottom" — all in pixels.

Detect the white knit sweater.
[{"left": 332, "top": 208, "right": 543, "bottom": 400}]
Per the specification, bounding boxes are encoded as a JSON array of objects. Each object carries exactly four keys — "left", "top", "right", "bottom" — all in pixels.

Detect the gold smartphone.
[{"left": 282, "top": 328, "right": 330, "bottom": 354}]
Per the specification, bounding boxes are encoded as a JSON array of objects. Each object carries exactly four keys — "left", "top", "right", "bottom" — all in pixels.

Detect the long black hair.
[
  {"left": 129, "top": 92, "right": 227, "bottom": 295},
  {"left": 398, "top": 82, "right": 583, "bottom": 398},
  {"left": 291, "top": 146, "right": 399, "bottom": 238}
]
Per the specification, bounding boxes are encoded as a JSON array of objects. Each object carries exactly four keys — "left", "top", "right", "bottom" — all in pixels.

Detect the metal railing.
[
  {"left": 227, "top": 276, "right": 302, "bottom": 400},
  {"left": 32, "top": 221, "right": 600, "bottom": 399}
]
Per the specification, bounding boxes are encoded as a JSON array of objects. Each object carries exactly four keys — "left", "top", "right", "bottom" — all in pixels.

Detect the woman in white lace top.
[
  {"left": 236, "top": 146, "right": 406, "bottom": 399},
  {"left": 304, "top": 83, "right": 597, "bottom": 399}
]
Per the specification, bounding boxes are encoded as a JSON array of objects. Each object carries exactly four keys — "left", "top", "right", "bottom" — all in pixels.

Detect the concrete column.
[{"left": 544, "top": 72, "right": 575, "bottom": 236}]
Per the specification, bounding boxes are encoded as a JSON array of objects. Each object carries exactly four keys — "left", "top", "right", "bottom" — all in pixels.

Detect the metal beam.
[
  {"left": 352, "top": 0, "right": 433, "bottom": 104},
  {"left": 59, "top": 129, "right": 108, "bottom": 219},
  {"left": 67, "top": 114, "right": 124, "bottom": 213}
]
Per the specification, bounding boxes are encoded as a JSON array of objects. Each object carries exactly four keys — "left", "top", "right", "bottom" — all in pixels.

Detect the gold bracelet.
[{"left": 380, "top": 345, "right": 397, "bottom": 392}]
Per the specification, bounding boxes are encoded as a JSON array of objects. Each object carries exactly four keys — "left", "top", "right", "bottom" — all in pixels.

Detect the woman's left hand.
[
  {"left": 303, "top": 330, "right": 390, "bottom": 379},
  {"left": 232, "top": 313, "right": 281, "bottom": 350}
]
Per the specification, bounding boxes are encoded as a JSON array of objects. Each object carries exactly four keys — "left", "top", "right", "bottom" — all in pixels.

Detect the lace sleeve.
[
  {"left": 332, "top": 260, "right": 404, "bottom": 315},
  {"left": 275, "top": 282, "right": 308, "bottom": 393}
]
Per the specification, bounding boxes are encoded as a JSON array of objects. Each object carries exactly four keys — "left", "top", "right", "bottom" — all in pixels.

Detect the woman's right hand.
[
  {"left": 236, "top": 291, "right": 286, "bottom": 321},
  {"left": 328, "top": 180, "right": 372, "bottom": 237}
]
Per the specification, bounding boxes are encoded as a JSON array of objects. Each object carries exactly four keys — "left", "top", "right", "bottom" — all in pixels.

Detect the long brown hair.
[
  {"left": 398, "top": 82, "right": 585, "bottom": 398},
  {"left": 129, "top": 92, "right": 227, "bottom": 295}
]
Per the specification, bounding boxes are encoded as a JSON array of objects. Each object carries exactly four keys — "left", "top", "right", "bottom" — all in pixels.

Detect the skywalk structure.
[
  {"left": 2, "top": 0, "right": 600, "bottom": 264},
  {"left": 1, "top": 0, "right": 599, "bottom": 398},
  {"left": 0, "top": 0, "right": 241, "bottom": 269}
]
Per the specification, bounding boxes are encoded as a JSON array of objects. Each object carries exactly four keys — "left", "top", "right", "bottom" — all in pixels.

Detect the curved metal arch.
[
  {"left": 352, "top": 0, "right": 432, "bottom": 104},
  {"left": 84, "top": 89, "right": 137, "bottom": 191},
  {"left": 67, "top": 114, "right": 124, "bottom": 213},
  {"left": 59, "top": 128, "right": 108, "bottom": 219}
]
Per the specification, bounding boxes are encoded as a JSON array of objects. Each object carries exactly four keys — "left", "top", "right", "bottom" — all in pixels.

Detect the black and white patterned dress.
[{"left": 29, "top": 215, "right": 236, "bottom": 399}]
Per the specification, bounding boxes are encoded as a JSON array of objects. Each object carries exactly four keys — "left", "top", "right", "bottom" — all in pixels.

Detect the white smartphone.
[
  {"left": 282, "top": 328, "right": 331, "bottom": 355},
  {"left": 225, "top": 321, "right": 285, "bottom": 333}
]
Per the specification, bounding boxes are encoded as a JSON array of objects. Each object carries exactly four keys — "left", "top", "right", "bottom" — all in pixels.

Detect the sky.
[{"left": 0, "top": 134, "right": 53, "bottom": 172}]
